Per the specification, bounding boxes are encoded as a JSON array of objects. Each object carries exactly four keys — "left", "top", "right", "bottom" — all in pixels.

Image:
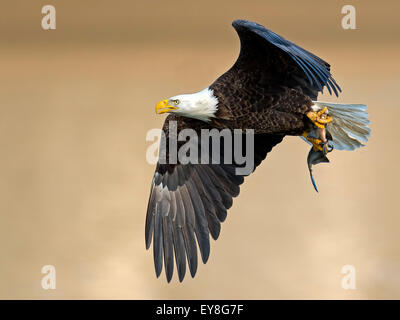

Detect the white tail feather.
[{"left": 312, "top": 101, "right": 371, "bottom": 151}]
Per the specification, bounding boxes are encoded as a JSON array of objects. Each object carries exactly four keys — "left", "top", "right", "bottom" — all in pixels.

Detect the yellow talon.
[
  {"left": 317, "top": 107, "right": 328, "bottom": 116},
  {"left": 318, "top": 117, "right": 332, "bottom": 124},
  {"left": 306, "top": 107, "right": 332, "bottom": 129},
  {"left": 302, "top": 131, "right": 324, "bottom": 152}
]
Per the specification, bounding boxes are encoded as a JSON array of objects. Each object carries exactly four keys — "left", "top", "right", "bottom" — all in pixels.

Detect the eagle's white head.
[{"left": 155, "top": 88, "right": 218, "bottom": 122}]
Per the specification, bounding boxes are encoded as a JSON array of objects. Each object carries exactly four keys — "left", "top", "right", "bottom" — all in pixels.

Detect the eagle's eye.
[{"left": 173, "top": 99, "right": 180, "bottom": 105}]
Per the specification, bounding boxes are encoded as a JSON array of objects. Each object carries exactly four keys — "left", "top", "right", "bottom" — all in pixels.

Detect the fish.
[{"left": 307, "top": 145, "right": 332, "bottom": 193}]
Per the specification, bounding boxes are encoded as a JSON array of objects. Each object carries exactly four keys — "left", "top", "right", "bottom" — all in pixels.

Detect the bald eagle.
[{"left": 145, "top": 20, "right": 370, "bottom": 282}]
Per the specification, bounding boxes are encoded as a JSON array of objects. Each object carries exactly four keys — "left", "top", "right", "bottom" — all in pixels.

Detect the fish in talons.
[{"left": 306, "top": 126, "right": 334, "bottom": 193}]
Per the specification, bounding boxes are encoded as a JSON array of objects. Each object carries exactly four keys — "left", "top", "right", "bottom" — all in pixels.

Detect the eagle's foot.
[
  {"left": 302, "top": 130, "right": 332, "bottom": 154},
  {"left": 302, "top": 132, "right": 323, "bottom": 152},
  {"left": 306, "top": 107, "right": 332, "bottom": 129}
]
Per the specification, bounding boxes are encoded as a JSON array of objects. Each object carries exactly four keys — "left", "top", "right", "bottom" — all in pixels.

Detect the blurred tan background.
[{"left": 0, "top": 0, "right": 399, "bottom": 299}]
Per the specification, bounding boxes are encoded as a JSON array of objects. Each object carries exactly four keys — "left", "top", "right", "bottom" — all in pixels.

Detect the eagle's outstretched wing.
[
  {"left": 145, "top": 117, "right": 283, "bottom": 282},
  {"left": 231, "top": 19, "right": 341, "bottom": 99}
]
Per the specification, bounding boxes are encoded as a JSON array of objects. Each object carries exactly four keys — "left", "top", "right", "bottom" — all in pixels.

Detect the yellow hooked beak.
[{"left": 155, "top": 99, "right": 179, "bottom": 114}]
